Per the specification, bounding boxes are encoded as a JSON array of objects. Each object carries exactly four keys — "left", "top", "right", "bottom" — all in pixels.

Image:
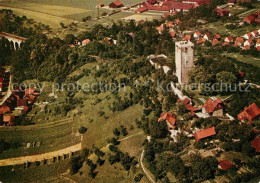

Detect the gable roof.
[
  {"left": 158, "top": 113, "right": 176, "bottom": 128},
  {"left": 194, "top": 127, "right": 216, "bottom": 141},
  {"left": 238, "top": 103, "right": 260, "bottom": 121},
  {"left": 183, "top": 35, "right": 192, "bottom": 41},
  {"left": 218, "top": 160, "right": 232, "bottom": 170},
  {"left": 225, "top": 36, "right": 234, "bottom": 42},
  {"left": 204, "top": 98, "right": 223, "bottom": 113},
  {"left": 212, "top": 39, "right": 219, "bottom": 46}
]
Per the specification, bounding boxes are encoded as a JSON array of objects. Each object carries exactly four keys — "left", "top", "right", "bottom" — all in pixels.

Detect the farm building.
[
  {"left": 194, "top": 127, "right": 216, "bottom": 141},
  {"left": 109, "top": 0, "right": 124, "bottom": 8}
]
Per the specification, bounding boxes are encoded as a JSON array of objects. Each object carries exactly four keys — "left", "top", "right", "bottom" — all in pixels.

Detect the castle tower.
[{"left": 175, "top": 41, "right": 194, "bottom": 85}]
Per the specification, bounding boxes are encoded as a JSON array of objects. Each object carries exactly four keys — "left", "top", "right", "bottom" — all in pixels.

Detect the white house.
[{"left": 243, "top": 32, "right": 252, "bottom": 40}]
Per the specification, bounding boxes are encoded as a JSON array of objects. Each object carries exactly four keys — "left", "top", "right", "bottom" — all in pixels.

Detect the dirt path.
[
  {"left": 0, "top": 143, "right": 81, "bottom": 167},
  {"left": 119, "top": 131, "right": 144, "bottom": 142},
  {"left": 140, "top": 149, "right": 156, "bottom": 183}
]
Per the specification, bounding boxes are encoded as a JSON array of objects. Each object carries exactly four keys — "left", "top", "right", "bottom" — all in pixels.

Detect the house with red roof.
[
  {"left": 218, "top": 160, "right": 232, "bottom": 170},
  {"left": 82, "top": 39, "right": 91, "bottom": 46},
  {"left": 158, "top": 112, "right": 177, "bottom": 129},
  {"left": 169, "top": 31, "right": 176, "bottom": 38},
  {"left": 238, "top": 103, "right": 260, "bottom": 122},
  {"left": 243, "top": 32, "right": 253, "bottom": 40},
  {"left": 109, "top": 0, "right": 124, "bottom": 8},
  {"left": 243, "top": 14, "right": 256, "bottom": 24},
  {"left": 235, "top": 37, "right": 244, "bottom": 46},
  {"left": 244, "top": 39, "right": 253, "bottom": 47},
  {"left": 214, "top": 34, "right": 221, "bottom": 40},
  {"left": 222, "top": 41, "right": 229, "bottom": 46},
  {"left": 0, "top": 105, "right": 11, "bottom": 114},
  {"left": 136, "top": 6, "right": 148, "bottom": 13},
  {"left": 212, "top": 39, "right": 219, "bottom": 46},
  {"left": 203, "top": 33, "right": 211, "bottom": 40},
  {"left": 194, "top": 127, "right": 216, "bottom": 141},
  {"left": 215, "top": 9, "right": 230, "bottom": 17},
  {"left": 193, "top": 31, "right": 201, "bottom": 40},
  {"left": 256, "top": 39, "right": 260, "bottom": 48},
  {"left": 202, "top": 98, "right": 224, "bottom": 117},
  {"left": 251, "top": 137, "right": 260, "bottom": 152},
  {"left": 197, "top": 38, "right": 206, "bottom": 44},
  {"left": 251, "top": 30, "right": 259, "bottom": 38},
  {"left": 225, "top": 36, "right": 234, "bottom": 43},
  {"left": 3, "top": 115, "right": 15, "bottom": 126},
  {"left": 228, "top": 0, "right": 235, "bottom": 7},
  {"left": 183, "top": 35, "right": 192, "bottom": 41}
]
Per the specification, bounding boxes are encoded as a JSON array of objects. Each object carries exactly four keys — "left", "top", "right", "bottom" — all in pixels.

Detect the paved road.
[{"left": 0, "top": 143, "right": 81, "bottom": 167}]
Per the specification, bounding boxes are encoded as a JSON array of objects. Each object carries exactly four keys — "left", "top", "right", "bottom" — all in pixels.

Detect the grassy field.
[{"left": 0, "top": 0, "right": 145, "bottom": 28}]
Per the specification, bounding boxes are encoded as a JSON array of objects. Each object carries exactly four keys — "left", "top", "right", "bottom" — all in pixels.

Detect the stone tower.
[{"left": 175, "top": 41, "right": 194, "bottom": 85}]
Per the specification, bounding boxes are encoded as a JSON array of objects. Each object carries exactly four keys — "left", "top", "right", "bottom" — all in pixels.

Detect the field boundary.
[{"left": 0, "top": 117, "right": 74, "bottom": 132}]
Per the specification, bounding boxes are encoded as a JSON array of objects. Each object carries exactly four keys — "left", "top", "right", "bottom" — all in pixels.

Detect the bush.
[{"left": 78, "top": 126, "right": 88, "bottom": 134}]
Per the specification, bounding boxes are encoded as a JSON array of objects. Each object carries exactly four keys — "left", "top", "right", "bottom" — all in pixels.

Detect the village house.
[
  {"left": 158, "top": 112, "right": 177, "bottom": 129},
  {"left": 234, "top": 37, "right": 244, "bottom": 47},
  {"left": 218, "top": 160, "right": 232, "bottom": 170},
  {"left": 215, "top": 8, "right": 230, "bottom": 17},
  {"left": 256, "top": 39, "right": 260, "bottom": 48},
  {"left": 237, "top": 103, "right": 260, "bottom": 122},
  {"left": 243, "top": 39, "right": 253, "bottom": 47},
  {"left": 3, "top": 115, "right": 15, "bottom": 126},
  {"left": 147, "top": 54, "right": 172, "bottom": 75},
  {"left": 194, "top": 127, "right": 216, "bottom": 141},
  {"left": 225, "top": 36, "right": 234, "bottom": 43},
  {"left": 82, "top": 39, "right": 91, "bottom": 46},
  {"left": 109, "top": 0, "right": 124, "bottom": 8},
  {"left": 193, "top": 31, "right": 201, "bottom": 40},
  {"left": 202, "top": 98, "right": 224, "bottom": 117},
  {"left": 183, "top": 35, "right": 192, "bottom": 41},
  {"left": 243, "top": 32, "right": 253, "bottom": 40},
  {"left": 251, "top": 30, "right": 259, "bottom": 38},
  {"left": 203, "top": 33, "right": 211, "bottom": 40},
  {"left": 214, "top": 34, "right": 221, "bottom": 40},
  {"left": 197, "top": 38, "right": 206, "bottom": 44},
  {"left": 212, "top": 39, "right": 219, "bottom": 46},
  {"left": 136, "top": 6, "right": 148, "bottom": 13},
  {"left": 243, "top": 14, "right": 256, "bottom": 24}
]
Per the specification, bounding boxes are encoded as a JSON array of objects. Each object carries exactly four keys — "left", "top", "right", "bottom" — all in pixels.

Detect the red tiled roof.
[
  {"left": 204, "top": 98, "right": 223, "bottom": 114},
  {"left": 25, "top": 88, "right": 35, "bottom": 95},
  {"left": 251, "top": 137, "right": 260, "bottom": 152},
  {"left": 170, "top": 31, "right": 176, "bottom": 38},
  {"left": 226, "top": 36, "right": 234, "bottom": 42},
  {"left": 194, "top": 127, "right": 216, "bottom": 141},
  {"left": 162, "top": 12, "right": 177, "bottom": 18},
  {"left": 228, "top": 0, "right": 235, "bottom": 3},
  {"left": 194, "top": 31, "right": 201, "bottom": 37},
  {"left": 183, "top": 35, "right": 192, "bottom": 41},
  {"left": 136, "top": 6, "right": 148, "bottom": 13},
  {"left": 3, "top": 115, "right": 15, "bottom": 125},
  {"left": 244, "top": 45, "right": 250, "bottom": 50},
  {"left": 214, "top": 34, "right": 221, "bottom": 39},
  {"left": 82, "top": 39, "right": 91, "bottom": 45},
  {"left": 0, "top": 105, "right": 11, "bottom": 113},
  {"left": 235, "top": 37, "right": 244, "bottom": 44},
  {"left": 243, "top": 15, "right": 255, "bottom": 24},
  {"left": 17, "top": 99, "right": 28, "bottom": 107},
  {"left": 113, "top": 0, "right": 123, "bottom": 6},
  {"left": 197, "top": 38, "right": 206, "bottom": 44},
  {"left": 158, "top": 113, "right": 176, "bottom": 128},
  {"left": 219, "top": 160, "right": 232, "bottom": 170},
  {"left": 212, "top": 39, "right": 219, "bottom": 46},
  {"left": 257, "top": 46, "right": 260, "bottom": 51},
  {"left": 238, "top": 103, "right": 260, "bottom": 122}
]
